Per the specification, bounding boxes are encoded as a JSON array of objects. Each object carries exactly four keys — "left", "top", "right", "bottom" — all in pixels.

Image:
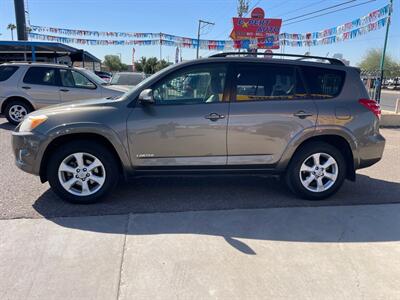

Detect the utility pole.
[
  {"left": 14, "top": 0, "right": 28, "bottom": 40},
  {"left": 237, "top": 0, "right": 249, "bottom": 17},
  {"left": 196, "top": 20, "right": 215, "bottom": 59},
  {"left": 377, "top": 0, "right": 393, "bottom": 103},
  {"left": 159, "top": 32, "right": 162, "bottom": 61}
]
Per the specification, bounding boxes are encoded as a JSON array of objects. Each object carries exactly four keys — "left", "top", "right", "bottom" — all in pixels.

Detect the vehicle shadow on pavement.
[
  {"left": 0, "top": 121, "right": 15, "bottom": 131},
  {"left": 32, "top": 174, "right": 400, "bottom": 249}
]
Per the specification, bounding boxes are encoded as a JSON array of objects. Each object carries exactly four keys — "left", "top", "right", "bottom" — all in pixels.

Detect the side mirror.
[{"left": 138, "top": 89, "right": 155, "bottom": 105}]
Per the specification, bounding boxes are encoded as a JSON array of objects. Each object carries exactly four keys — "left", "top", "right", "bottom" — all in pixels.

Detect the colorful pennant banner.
[
  {"left": 282, "top": 4, "right": 390, "bottom": 41},
  {"left": 28, "top": 4, "right": 390, "bottom": 49},
  {"left": 28, "top": 32, "right": 235, "bottom": 50},
  {"left": 279, "top": 17, "right": 388, "bottom": 47}
]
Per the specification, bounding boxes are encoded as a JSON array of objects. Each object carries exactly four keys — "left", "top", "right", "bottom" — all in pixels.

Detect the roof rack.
[
  {"left": 5, "top": 61, "right": 73, "bottom": 67},
  {"left": 209, "top": 52, "right": 345, "bottom": 66}
]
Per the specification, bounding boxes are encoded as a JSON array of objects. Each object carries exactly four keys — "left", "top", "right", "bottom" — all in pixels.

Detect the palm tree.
[{"left": 7, "top": 24, "right": 17, "bottom": 40}]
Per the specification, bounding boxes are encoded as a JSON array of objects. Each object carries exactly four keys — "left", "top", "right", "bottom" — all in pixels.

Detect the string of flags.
[
  {"left": 281, "top": 4, "right": 390, "bottom": 41},
  {"left": 27, "top": 33, "right": 235, "bottom": 50},
  {"left": 277, "top": 16, "right": 388, "bottom": 48},
  {"left": 28, "top": 4, "right": 390, "bottom": 49}
]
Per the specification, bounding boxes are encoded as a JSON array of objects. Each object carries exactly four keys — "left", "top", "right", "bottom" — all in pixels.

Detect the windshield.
[
  {"left": 79, "top": 69, "right": 108, "bottom": 85},
  {"left": 111, "top": 73, "right": 144, "bottom": 86}
]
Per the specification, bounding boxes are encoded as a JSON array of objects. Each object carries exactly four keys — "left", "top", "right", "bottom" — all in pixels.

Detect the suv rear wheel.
[
  {"left": 47, "top": 141, "right": 119, "bottom": 204},
  {"left": 285, "top": 142, "right": 346, "bottom": 200},
  {"left": 5, "top": 100, "right": 32, "bottom": 125}
]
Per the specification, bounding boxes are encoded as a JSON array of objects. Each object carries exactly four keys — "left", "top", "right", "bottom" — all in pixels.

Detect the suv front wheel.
[
  {"left": 285, "top": 142, "right": 346, "bottom": 200},
  {"left": 5, "top": 100, "right": 32, "bottom": 125},
  {"left": 47, "top": 141, "right": 119, "bottom": 204}
]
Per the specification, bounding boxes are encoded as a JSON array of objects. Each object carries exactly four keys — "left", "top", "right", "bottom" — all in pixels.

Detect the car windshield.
[
  {"left": 111, "top": 73, "right": 144, "bottom": 86},
  {"left": 79, "top": 69, "right": 108, "bottom": 85}
]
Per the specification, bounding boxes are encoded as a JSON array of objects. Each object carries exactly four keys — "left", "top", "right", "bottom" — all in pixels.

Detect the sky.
[{"left": 0, "top": 0, "right": 399, "bottom": 67}]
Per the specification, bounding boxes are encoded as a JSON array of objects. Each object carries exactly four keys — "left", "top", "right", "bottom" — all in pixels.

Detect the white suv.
[{"left": 0, "top": 62, "right": 126, "bottom": 124}]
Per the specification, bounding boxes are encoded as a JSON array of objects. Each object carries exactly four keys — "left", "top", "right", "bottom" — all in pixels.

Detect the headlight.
[{"left": 19, "top": 115, "right": 48, "bottom": 132}]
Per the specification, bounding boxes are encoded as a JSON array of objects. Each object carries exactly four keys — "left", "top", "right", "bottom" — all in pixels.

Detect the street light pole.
[
  {"left": 14, "top": 0, "right": 27, "bottom": 40},
  {"left": 196, "top": 20, "right": 215, "bottom": 59},
  {"left": 377, "top": 0, "right": 393, "bottom": 103}
]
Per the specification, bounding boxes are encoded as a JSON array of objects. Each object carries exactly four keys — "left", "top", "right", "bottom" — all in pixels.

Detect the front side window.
[
  {"left": 152, "top": 64, "right": 227, "bottom": 105},
  {"left": 235, "top": 64, "right": 306, "bottom": 101},
  {"left": 60, "top": 69, "right": 96, "bottom": 89},
  {"left": 0, "top": 66, "right": 19, "bottom": 82},
  {"left": 301, "top": 66, "right": 345, "bottom": 98},
  {"left": 23, "top": 67, "right": 58, "bottom": 86}
]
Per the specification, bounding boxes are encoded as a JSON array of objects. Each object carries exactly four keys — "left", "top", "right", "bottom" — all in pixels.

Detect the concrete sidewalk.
[{"left": 1, "top": 205, "right": 400, "bottom": 300}]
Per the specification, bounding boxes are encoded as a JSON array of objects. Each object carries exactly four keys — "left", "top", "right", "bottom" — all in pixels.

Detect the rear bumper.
[
  {"left": 12, "top": 131, "right": 46, "bottom": 176},
  {"left": 356, "top": 133, "right": 385, "bottom": 169}
]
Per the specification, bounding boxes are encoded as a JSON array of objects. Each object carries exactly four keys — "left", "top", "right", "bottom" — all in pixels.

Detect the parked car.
[
  {"left": 12, "top": 53, "right": 385, "bottom": 203},
  {"left": 0, "top": 62, "right": 126, "bottom": 124},
  {"left": 110, "top": 72, "right": 146, "bottom": 89},
  {"left": 94, "top": 70, "right": 112, "bottom": 83}
]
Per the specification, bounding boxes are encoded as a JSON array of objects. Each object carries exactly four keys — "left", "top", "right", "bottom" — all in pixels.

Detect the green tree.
[
  {"left": 156, "top": 59, "right": 171, "bottom": 72},
  {"left": 7, "top": 24, "right": 16, "bottom": 41},
  {"left": 358, "top": 49, "right": 400, "bottom": 77},
  {"left": 134, "top": 57, "right": 172, "bottom": 74},
  {"left": 103, "top": 55, "right": 128, "bottom": 72}
]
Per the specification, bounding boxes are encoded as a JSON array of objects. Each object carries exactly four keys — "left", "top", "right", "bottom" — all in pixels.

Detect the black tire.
[
  {"left": 5, "top": 100, "right": 32, "bottom": 125},
  {"left": 285, "top": 142, "right": 346, "bottom": 200},
  {"left": 47, "top": 140, "right": 120, "bottom": 204}
]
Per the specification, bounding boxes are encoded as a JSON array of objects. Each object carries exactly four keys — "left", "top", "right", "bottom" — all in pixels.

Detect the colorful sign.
[
  {"left": 230, "top": 7, "right": 282, "bottom": 49},
  {"left": 231, "top": 17, "right": 282, "bottom": 39},
  {"left": 251, "top": 7, "right": 265, "bottom": 19}
]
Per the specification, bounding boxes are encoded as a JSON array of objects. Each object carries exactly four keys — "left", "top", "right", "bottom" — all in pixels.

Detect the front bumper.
[{"left": 12, "top": 131, "right": 47, "bottom": 175}]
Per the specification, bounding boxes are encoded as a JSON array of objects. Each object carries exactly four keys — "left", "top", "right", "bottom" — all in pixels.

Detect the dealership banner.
[
  {"left": 282, "top": 4, "right": 390, "bottom": 41},
  {"left": 28, "top": 33, "right": 235, "bottom": 50},
  {"left": 29, "top": 4, "right": 390, "bottom": 49},
  {"left": 280, "top": 17, "right": 388, "bottom": 47}
]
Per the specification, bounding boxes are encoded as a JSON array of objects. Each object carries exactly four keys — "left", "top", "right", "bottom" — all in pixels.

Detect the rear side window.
[
  {"left": 234, "top": 64, "right": 307, "bottom": 101},
  {"left": 0, "top": 66, "right": 19, "bottom": 82},
  {"left": 301, "top": 67, "right": 345, "bottom": 99},
  {"left": 23, "top": 67, "right": 58, "bottom": 86}
]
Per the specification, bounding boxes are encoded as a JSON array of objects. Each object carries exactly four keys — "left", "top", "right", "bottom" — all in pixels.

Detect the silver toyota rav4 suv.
[
  {"left": 12, "top": 53, "right": 385, "bottom": 204},
  {"left": 0, "top": 62, "right": 125, "bottom": 124}
]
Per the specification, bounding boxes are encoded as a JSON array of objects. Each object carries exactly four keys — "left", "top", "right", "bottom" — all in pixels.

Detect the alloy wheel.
[
  {"left": 9, "top": 105, "right": 28, "bottom": 122},
  {"left": 58, "top": 152, "right": 106, "bottom": 196},
  {"left": 299, "top": 152, "right": 338, "bottom": 193}
]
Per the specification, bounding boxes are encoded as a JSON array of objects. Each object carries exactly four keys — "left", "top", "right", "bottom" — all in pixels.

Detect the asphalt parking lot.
[{"left": 0, "top": 116, "right": 399, "bottom": 220}]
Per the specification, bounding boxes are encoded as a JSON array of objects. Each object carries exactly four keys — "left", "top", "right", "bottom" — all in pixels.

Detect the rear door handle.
[
  {"left": 21, "top": 86, "right": 31, "bottom": 90},
  {"left": 205, "top": 113, "right": 225, "bottom": 121},
  {"left": 60, "top": 89, "right": 70, "bottom": 92},
  {"left": 293, "top": 111, "right": 313, "bottom": 119}
]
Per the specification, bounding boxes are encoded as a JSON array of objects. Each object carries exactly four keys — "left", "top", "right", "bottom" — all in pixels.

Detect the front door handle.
[
  {"left": 205, "top": 113, "right": 225, "bottom": 121},
  {"left": 60, "top": 89, "right": 70, "bottom": 92},
  {"left": 21, "top": 86, "right": 31, "bottom": 90},
  {"left": 293, "top": 111, "right": 313, "bottom": 119}
]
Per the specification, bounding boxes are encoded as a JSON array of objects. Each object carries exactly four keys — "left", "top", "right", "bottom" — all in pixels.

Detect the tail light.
[{"left": 358, "top": 98, "right": 381, "bottom": 118}]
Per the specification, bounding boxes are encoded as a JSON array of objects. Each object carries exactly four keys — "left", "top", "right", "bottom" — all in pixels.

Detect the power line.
[
  {"left": 283, "top": 0, "right": 377, "bottom": 27},
  {"left": 283, "top": 0, "right": 357, "bottom": 22},
  {"left": 245, "top": 0, "right": 288, "bottom": 17},
  {"left": 275, "top": 0, "right": 330, "bottom": 19},
  {"left": 245, "top": 0, "right": 262, "bottom": 15}
]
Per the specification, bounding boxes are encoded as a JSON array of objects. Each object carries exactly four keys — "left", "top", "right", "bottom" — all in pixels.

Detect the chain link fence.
[{"left": 361, "top": 69, "right": 400, "bottom": 102}]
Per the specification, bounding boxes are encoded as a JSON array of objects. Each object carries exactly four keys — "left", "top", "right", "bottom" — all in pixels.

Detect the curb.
[{"left": 380, "top": 110, "right": 400, "bottom": 128}]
